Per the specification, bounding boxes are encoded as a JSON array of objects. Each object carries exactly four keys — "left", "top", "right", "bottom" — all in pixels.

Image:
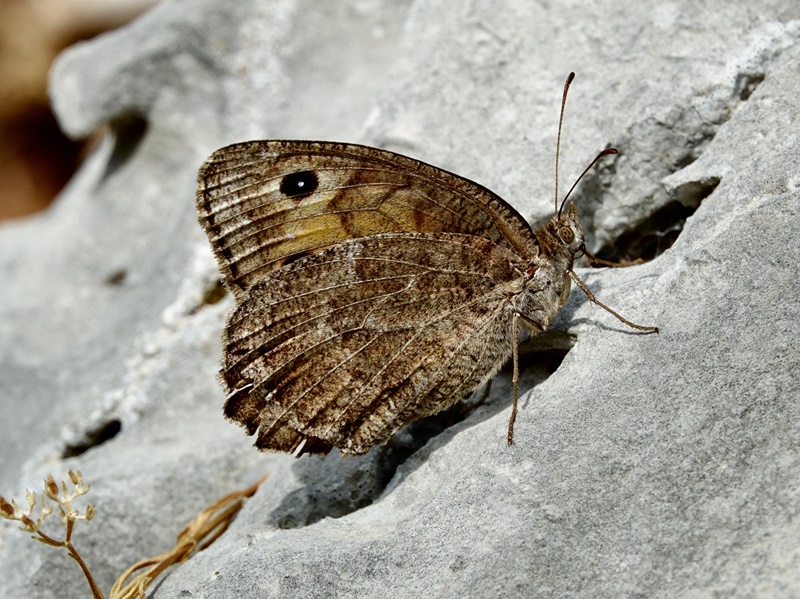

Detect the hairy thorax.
[{"left": 514, "top": 221, "right": 576, "bottom": 333}]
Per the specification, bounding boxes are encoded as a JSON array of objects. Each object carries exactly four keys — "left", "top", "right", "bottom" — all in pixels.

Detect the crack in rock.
[{"left": 270, "top": 341, "right": 572, "bottom": 528}]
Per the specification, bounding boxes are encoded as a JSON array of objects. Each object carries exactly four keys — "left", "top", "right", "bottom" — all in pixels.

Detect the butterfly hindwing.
[{"left": 220, "top": 232, "right": 523, "bottom": 455}]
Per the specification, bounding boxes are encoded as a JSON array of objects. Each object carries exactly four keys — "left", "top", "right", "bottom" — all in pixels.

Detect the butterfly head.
[{"left": 555, "top": 201, "right": 585, "bottom": 256}]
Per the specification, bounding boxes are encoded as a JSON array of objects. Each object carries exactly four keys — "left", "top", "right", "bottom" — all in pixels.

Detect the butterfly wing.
[
  {"left": 196, "top": 140, "right": 536, "bottom": 300},
  {"left": 221, "top": 232, "right": 522, "bottom": 455}
]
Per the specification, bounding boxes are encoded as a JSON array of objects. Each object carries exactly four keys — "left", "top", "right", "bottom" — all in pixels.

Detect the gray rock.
[{"left": 1, "top": 1, "right": 798, "bottom": 597}]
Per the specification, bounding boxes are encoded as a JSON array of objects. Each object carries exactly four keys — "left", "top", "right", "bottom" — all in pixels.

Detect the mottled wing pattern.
[
  {"left": 196, "top": 141, "right": 536, "bottom": 300},
  {"left": 222, "top": 232, "right": 524, "bottom": 455}
]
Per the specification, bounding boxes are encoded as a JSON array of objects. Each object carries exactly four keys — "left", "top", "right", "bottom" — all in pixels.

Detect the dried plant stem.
[
  {"left": 2, "top": 470, "right": 270, "bottom": 599},
  {"left": 109, "top": 473, "right": 269, "bottom": 599},
  {"left": 68, "top": 542, "right": 105, "bottom": 599},
  {"left": 33, "top": 527, "right": 105, "bottom": 598}
]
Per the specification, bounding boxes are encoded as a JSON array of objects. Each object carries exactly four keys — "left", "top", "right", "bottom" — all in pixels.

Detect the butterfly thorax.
[{"left": 514, "top": 202, "right": 585, "bottom": 333}]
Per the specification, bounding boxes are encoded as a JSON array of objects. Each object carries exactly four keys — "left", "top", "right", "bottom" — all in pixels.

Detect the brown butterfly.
[{"left": 196, "top": 73, "right": 658, "bottom": 456}]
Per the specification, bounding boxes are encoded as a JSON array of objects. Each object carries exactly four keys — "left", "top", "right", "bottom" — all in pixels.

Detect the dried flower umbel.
[
  {"left": 1, "top": 470, "right": 268, "bottom": 599},
  {"left": 1, "top": 470, "right": 102, "bottom": 598}
]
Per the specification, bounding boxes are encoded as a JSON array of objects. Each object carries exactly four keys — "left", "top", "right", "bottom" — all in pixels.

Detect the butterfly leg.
[
  {"left": 506, "top": 312, "right": 520, "bottom": 446},
  {"left": 583, "top": 248, "right": 644, "bottom": 268},
  {"left": 567, "top": 270, "right": 659, "bottom": 333}
]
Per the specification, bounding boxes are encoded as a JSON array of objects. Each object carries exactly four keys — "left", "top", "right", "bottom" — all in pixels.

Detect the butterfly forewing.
[
  {"left": 221, "top": 232, "right": 524, "bottom": 455},
  {"left": 196, "top": 141, "right": 537, "bottom": 300}
]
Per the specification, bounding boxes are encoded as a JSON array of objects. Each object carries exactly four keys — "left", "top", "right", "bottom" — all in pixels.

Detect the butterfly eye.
[
  {"left": 280, "top": 170, "right": 319, "bottom": 199},
  {"left": 558, "top": 225, "right": 575, "bottom": 244}
]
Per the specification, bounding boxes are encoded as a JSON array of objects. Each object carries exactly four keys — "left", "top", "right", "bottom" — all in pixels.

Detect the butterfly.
[{"left": 195, "top": 73, "right": 658, "bottom": 456}]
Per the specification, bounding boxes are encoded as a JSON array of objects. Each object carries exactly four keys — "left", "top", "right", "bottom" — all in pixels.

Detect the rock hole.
[
  {"left": 669, "top": 175, "right": 721, "bottom": 208},
  {"left": 189, "top": 278, "right": 228, "bottom": 315},
  {"left": 594, "top": 201, "right": 695, "bottom": 263},
  {"left": 200, "top": 278, "right": 227, "bottom": 306},
  {"left": 593, "top": 175, "right": 718, "bottom": 263},
  {"left": 735, "top": 72, "right": 765, "bottom": 101},
  {"left": 62, "top": 418, "right": 122, "bottom": 458},
  {"left": 102, "top": 114, "right": 148, "bottom": 180},
  {"left": 105, "top": 268, "right": 127, "bottom": 286}
]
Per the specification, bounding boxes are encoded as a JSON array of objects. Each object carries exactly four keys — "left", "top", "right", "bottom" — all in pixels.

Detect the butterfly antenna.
[
  {"left": 557, "top": 147, "right": 618, "bottom": 219},
  {"left": 554, "top": 72, "right": 575, "bottom": 216}
]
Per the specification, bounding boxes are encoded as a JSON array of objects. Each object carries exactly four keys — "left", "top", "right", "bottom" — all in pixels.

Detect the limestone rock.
[{"left": 1, "top": 1, "right": 798, "bottom": 597}]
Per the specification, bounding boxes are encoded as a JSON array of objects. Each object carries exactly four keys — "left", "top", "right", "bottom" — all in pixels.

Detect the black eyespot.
[{"left": 280, "top": 170, "right": 319, "bottom": 199}]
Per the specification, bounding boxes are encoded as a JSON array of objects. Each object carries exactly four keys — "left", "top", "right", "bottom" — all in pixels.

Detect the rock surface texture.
[{"left": 1, "top": 1, "right": 798, "bottom": 597}]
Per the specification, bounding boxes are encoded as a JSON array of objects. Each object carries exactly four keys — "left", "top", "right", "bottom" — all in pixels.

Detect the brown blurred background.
[{"left": 0, "top": 0, "right": 157, "bottom": 221}]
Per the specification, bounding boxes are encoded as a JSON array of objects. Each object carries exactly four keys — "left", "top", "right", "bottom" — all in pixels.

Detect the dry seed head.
[
  {"left": 0, "top": 496, "right": 14, "bottom": 518},
  {"left": 45, "top": 476, "right": 59, "bottom": 500},
  {"left": 20, "top": 515, "right": 37, "bottom": 532}
]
